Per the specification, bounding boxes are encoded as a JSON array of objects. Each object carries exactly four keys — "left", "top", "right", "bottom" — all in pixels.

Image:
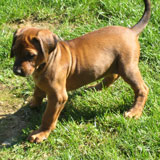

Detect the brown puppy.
[{"left": 11, "top": 0, "right": 151, "bottom": 143}]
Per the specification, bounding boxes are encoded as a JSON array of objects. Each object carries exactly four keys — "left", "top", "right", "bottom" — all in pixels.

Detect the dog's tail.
[{"left": 131, "top": 0, "right": 151, "bottom": 35}]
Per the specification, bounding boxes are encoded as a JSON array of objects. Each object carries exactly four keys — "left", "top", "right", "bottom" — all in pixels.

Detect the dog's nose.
[
  {"left": 16, "top": 68, "right": 22, "bottom": 74},
  {"left": 13, "top": 66, "right": 24, "bottom": 76}
]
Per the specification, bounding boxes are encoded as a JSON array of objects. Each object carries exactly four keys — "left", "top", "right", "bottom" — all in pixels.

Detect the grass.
[{"left": 0, "top": 0, "right": 160, "bottom": 159}]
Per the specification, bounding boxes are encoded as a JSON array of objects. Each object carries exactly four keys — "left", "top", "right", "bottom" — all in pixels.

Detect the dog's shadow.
[
  {"left": 0, "top": 89, "right": 129, "bottom": 147},
  {"left": 0, "top": 103, "right": 41, "bottom": 147}
]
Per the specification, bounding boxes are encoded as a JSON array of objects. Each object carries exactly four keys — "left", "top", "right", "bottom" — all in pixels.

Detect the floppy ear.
[
  {"left": 31, "top": 30, "right": 59, "bottom": 61},
  {"left": 10, "top": 31, "right": 18, "bottom": 58}
]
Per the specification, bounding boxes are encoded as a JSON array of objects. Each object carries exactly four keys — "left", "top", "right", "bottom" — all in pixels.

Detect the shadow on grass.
[
  {"left": 60, "top": 89, "right": 131, "bottom": 122},
  {"left": 0, "top": 103, "right": 43, "bottom": 147},
  {"left": 0, "top": 89, "right": 130, "bottom": 147}
]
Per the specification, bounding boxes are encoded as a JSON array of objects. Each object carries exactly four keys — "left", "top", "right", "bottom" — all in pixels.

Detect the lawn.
[{"left": 0, "top": 0, "right": 160, "bottom": 159}]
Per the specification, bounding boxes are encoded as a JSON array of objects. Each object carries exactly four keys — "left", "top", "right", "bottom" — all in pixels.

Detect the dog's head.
[{"left": 11, "top": 27, "right": 58, "bottom": 77}]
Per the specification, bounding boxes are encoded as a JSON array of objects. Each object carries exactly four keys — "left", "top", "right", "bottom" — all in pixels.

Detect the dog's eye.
[
  {"left": 29, "top": 54, "right": 35, "bottom": 58},
  {"left": 26, "top": 52, "right": 36, "bottom": 60}
]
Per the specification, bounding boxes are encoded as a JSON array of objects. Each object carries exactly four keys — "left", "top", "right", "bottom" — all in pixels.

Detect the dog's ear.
[
  {"left": 10, "top": 30, "right": 18, "bottom": 58},
  {"left": 31, "top": 30, "right": 59, "bottom": 61},
  {"left": 10, "top": 28, "right": 28, "bottom": 58}
]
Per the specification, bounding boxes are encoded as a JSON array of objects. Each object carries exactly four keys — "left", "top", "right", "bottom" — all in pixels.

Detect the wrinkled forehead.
[
  {"left": 13, "top": 36, "right": 27, "bottom": 47},
  {"left": 12, "top": 38, "right": 28, "bottom": 53},
  {"left": 13, "top": 28, "right": 39, "bottom": 48},
  {"left": 12, "top": 36, "right": 36, "bottom": 56}
]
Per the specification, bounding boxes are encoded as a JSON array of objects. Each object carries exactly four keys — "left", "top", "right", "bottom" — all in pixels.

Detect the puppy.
[{"left": 11, "top": 0, "right": 151, "bottom": 143}]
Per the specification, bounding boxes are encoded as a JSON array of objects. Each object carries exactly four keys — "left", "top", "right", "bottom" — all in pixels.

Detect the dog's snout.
[
  {"left": 13, "top": 65, "right": 24, "bottom": 76},
  {"left": 13, "top": 65, "right": 21, "bottom": 74}
]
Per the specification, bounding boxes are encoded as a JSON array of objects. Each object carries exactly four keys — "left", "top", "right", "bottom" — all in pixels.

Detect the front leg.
[
  {"left": 29, "top": 86, "right": 46, "bottom": 108},
  {"left": 28, "top": 89, "right": 68, "bottom": 143}
]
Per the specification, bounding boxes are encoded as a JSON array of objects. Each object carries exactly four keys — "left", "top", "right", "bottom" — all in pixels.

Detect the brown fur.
[{"left": 11, "top": 0, "right": 151, "bottom": 142}]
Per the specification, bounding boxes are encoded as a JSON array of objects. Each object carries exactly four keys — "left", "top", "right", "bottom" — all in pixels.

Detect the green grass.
[{"left": 0, "top": 0, "right": 160, "bottom": 159}]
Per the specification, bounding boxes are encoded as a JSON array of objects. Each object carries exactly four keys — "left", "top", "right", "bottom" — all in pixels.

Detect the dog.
[{"left": 11, "top": 0, "right": 151, "bottom": 143}]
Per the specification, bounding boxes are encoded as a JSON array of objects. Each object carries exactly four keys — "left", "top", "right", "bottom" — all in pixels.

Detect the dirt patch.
[
  {"left": 0, "top": 83, "right": 31, "bottom": 146},
  {"left": 7, "top": 20, "right": 57, "bottom": 31}
]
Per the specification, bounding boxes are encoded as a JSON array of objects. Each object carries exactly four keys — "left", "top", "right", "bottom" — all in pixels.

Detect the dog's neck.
[{"left": 34, "top": 47, "right": 58, "bottom": 75}]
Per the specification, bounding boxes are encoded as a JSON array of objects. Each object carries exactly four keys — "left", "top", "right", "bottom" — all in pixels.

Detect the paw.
[
  {"left": 124, "top": 108, "right": 142, "bottom": 119},
  {"left": 28, "top": 129, "right": 50, "bottom": 143}
]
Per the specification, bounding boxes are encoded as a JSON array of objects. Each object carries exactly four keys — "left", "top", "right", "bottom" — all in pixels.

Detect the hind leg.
[
  {"left": 29, "top": 86, "right": 46, "bottom": 108},
  {"left": 120, "top": 66, "right": 149, "bottom": 119},
  {"left": 88, "top": 74, "right": 119, "bottom": 91}
]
